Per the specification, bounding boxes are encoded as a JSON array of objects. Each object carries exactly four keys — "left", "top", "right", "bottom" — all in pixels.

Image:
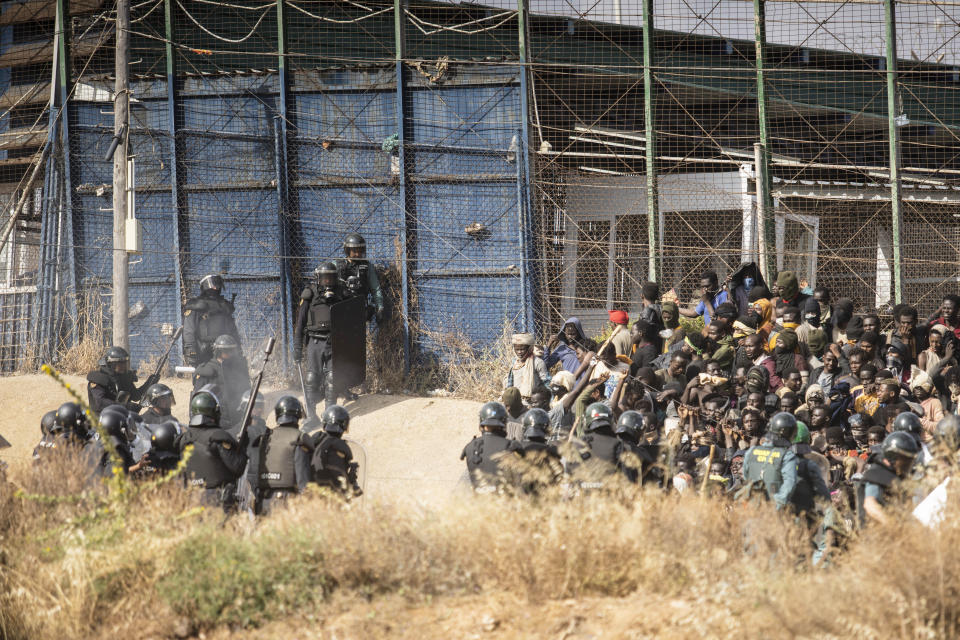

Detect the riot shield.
[
  {"left": 344, "top": 436, "right": 367, "bottom": 495},
  {"left": 331, "top": 296, "right": 367, "bottom": 392}
]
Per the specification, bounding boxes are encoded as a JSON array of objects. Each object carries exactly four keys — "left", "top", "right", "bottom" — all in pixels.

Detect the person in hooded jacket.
[{"left": 544, "top": 317, "right": 591, "bottom": 374}]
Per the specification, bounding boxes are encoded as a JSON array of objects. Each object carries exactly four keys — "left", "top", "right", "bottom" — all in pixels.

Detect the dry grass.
[{"left": 4, "top": 450, "right": 960, "bottom": 639}]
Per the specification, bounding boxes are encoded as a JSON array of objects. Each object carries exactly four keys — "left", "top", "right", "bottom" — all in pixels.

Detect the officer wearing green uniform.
[
  {"left": 860, "top": 430, "right": 919, "bottom": 526},
  {"left": 335, "top": 233, "right": 384, "bottom": 322},
  {"left": 790, "top": 421, "right": 831, "bottom": 518},
  {"left": 256, "top": 396, "right": 314, "bottom": 514},
  {"left": 741, "top": 412, "right": 800, "bottom": 510}
]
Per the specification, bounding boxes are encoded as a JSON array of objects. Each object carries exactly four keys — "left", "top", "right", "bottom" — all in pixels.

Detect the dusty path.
[{"left": 0, "top": 374, "right": 479, "bottom": 506}]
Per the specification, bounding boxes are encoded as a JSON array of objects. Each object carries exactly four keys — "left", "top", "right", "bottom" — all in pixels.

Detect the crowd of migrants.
[
  {"left": 464, "top": 266, "right": 960, "bottom": 563},
  {"left": 24, "top": 234, "right": 382, "bottom": 514}
]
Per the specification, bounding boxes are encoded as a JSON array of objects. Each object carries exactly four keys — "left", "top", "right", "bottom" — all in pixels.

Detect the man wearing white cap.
[{"left": 504, "top": 333, "right": 550, "bottom": 405}]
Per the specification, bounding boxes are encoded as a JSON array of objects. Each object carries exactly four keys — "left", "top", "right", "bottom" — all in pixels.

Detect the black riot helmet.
[
  {"left": 54, "top": 402, "right": 90, "bottom": 439},
  {"left": 321, "top": 404, "right": 351, "bottom": 435},
  {"left": 343, "top": 232, "right": 366, "bottom": 259},
  {"left": 103, "top": 346, "right": 130, "bottom": 374},
  {"left": 274, "top": 395, "right": 304, "bottom": 426},
  {"left": 41, "top": 410, "right": 57, "bottom": 436},
  {"left": 199, "top": 274, "right": 224, "bottom": 295},
  {"left": 584, "top": 402, "right": 613, "bottom": 432},
  {"left": 615, "top": 410, "right": 644, "bottom": 444},
  {"left": 935, "top": 414, "right": 960, "bottom": 452},
  {"left": 237, "top": 390, "right": 265, "bottom": 417},
  {"left": 882, "top": 430, "right": 920, "bottom": 465},
  {"left": 521, "top": 408, "right": 550, "bottom": 442},
  {"left": 145, "top": 383, "right": 175, "bottom": 408},
  {"left": 212, "top": 334, "right": 239, "bottom": 358},
  {"left": 189, "top": 391, "right": 221, "bottom": 427},
  {"left": 314, "top": 261, "right": 339, "bottom": 290},
  {"left": 478, "top": 401, "right": 508, "bottom": 430},
  {"left": 767, "top": 412, "right": 798, "bottom": 441},
  {"left": 98, "top": 411, "right": 127, "bottom": 439},
  {"left": 893, "top": 411, "right": 923, "bottom": 437},
  {"left": 150, "top": 421, "right": 180, "bottom": 454}
]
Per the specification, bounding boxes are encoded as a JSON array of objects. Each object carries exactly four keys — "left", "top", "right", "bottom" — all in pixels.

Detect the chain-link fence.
[{"left": 0, "top": 0, "right": 959, "bottom": 374}]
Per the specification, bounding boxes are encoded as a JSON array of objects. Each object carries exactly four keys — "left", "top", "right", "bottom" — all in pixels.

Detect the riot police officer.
[
  {"left": 614, "top": 410, "right": 654, "bottom": 484},
  {"left": 177, "top": 391, "right": 247, "bottom": 511},
  {"left": 515, "top": 408, "right": 563, "bottom": 493},
  {"left": 94, "top": 411, "right": 138, "bottom": 477},
  {"left": 790, "top": 420, "right": 831, "bottom": 520},
  {"left": 892, "top": 411, "right": 930, "bottom": 465},
  {"left": 32, "top": 410, "right": 58, "bottom": 460},
  {"left": 138, "top": 420, "right": 182, "bottom": 477},
  {"left": 741, "top": 412, "right": 800, "bottom": 510},
  {"left": 336, "top": 233, "right": 384, "bottom": 322},
  {"left": 573, "top": 403, "right": 624, "bottom": 487},
  {"left": 861, "top": 430, "right": 920, "bottom": 526},
  {"left": 35, "top": 403, "right": 94, "bottom": 465},
  {"left": 257, "top": 396, "right": 314, "bottom": 514},
  {"left": 86, "top": 346, "right": 157, "bottom": 414},
  {"left": 182, "top": 274, "right": 243, "bottom": 367},
  {"left": 294, "top": 261, "right": 342, "bottom": 417},
  {"left": 310, "top": 405, "right": 362, "bottom": 497},
  {"left": 141, "top": 383, "right": 176, "bottom": 425},
  {"left": 193, "top": 335, "right": 251, "bottom": 426},
  {"left": 460, "top": 401, "right": 519, "bottom": 493}
]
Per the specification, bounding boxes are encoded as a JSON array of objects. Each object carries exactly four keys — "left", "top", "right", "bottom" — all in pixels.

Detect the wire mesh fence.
[{"left": 0, "top": 0, "right": 959, "bottom": 376}]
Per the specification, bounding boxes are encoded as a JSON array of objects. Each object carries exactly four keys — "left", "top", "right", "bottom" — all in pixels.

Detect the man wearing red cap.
[{"left": 608, "top": 310, "right": 631, "bottom": 357}]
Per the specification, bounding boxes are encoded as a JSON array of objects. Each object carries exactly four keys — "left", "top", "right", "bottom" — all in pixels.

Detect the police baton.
[
  {"left": 149, "top": 326, "right": 183, "bottom": 382},
  {"left": 296, "top": 361, "right": 308, "bottom": 406},
  {"left": 238, "top": 336, "right": 275, "bottom": 441}
]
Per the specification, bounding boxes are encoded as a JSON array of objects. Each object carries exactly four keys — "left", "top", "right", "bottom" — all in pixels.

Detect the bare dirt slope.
[{"left": 0, "top": 374, "right": 478, "bottom": 506}]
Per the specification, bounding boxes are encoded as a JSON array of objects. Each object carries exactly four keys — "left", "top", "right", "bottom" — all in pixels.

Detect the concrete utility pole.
[{"left": 112, "top": 0, "right": 130, "bottom": 349}]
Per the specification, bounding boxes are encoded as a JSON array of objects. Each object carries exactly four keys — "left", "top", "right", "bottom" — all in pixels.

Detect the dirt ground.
[{"left": 0, "top": 373, "right": 479, "bottom": 506}]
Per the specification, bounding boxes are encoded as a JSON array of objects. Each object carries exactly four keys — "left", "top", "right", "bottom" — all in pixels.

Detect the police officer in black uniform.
[
  {"left": 573, "top": 403, "right": 624, "bottom": 489},
  {"left": 177, "top": 391, "right": 248, "bottom": 511},
  {"left": 141, "top": 383, "right": 176, "bottom": 426},
  {"left": 93, "top": 411, "right": 138, "bottom": 477},
  {"left": 740, "top": 412, "right": 800, "bottom": 510},
  {"left": 892, "top": 411, "right": 929, "bottom": 466},
  {"left": 336, "top": 233, "right": 384, "bottom": 322},
  {"left": 860, "top": 430, "right": 920, "bottom": 526},
  {"left": 614, "top": 410, "right": 654, "bottom": 484},
  {"left": 460, "top": 401, "right": 520, "bottom": 493},
  {"left": 310, "top": 405, "right": 362, "bottom": 497},
  {"left": 35, "top": 403, "right": 96, "bottom": 467},
  {"left": 86, "top": 346, "right": 157, "bottom": 414},
  {"left": 192, "top": 335, "right": 251, "bottom": 427},
  {"left": 32, "top": 410, "right": 58, "bottom": 460},
  {"left": 256, "top": 396, "right": 314, "bottom": 514},
  {"left": 182, "top": 274, "right": 244, "bottom": 368},
  {"left": 137, "top": 420, "right": 182, "bottom": 477},
  {"left": 515, "top": 408, "right": 563, "bottom": 494},
  {"left": 294, "top": 262, "right": 342, "bottom": 417}
]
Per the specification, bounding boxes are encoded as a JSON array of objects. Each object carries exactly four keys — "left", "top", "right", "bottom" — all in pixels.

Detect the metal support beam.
[
  {"left": 275, "top": 0, "right": 293, "bottom": 373},
  {"left": 516, "top": 0, "right": 534, "bottom": 333},
  {"left": 163, "top": 0, "right": 185, "bottom": 366},
  {"left": 641, "top": 0, "right": 659, "bottom": 282},
  {"left": 394, "top": 0, "right": 412, "bottom": 372},
  {"left": 753, "top": 0, "right": 775, "bottom": 284},
  {"left": 884, "top": 0, "right": 904, "bottom": 304}
]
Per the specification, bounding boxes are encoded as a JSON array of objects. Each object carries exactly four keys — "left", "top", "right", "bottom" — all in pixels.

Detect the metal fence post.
[
  {"left": 884, "top": 0, "right": 904, "bottom": 304},
  {"left": 642, "top": 0, "right": 660, "bottom": 283},
  {"left": 56, "top": 0, "right": 78, "bottom": 350},
  {"left": 753, "top": 0, "right": 775, "bottom": 284},
  {"left": 163, "top": 0, "right": 185, "bottom": 365},
  {"left": 394, "top": 0, "right": 412, "bottom": 372},
  {"left": 275, "top": 0, "right": 294, "bottom": 373},
  {"left": 517, "top": 0, "right": 535, "bottom": 333}
]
